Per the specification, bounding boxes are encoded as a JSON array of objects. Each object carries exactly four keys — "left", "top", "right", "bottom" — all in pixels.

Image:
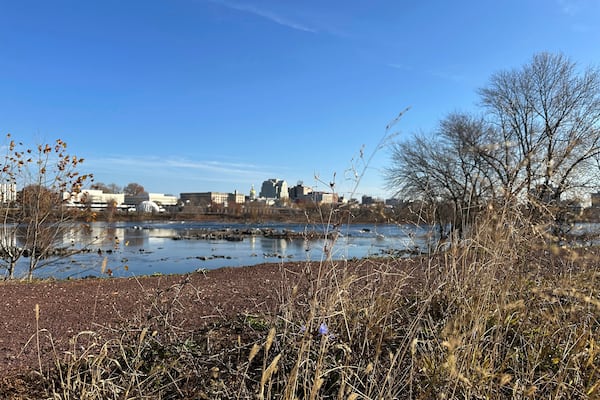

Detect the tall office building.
[{"left": 259, "top": 179, "right": 289, "bottom": 200}]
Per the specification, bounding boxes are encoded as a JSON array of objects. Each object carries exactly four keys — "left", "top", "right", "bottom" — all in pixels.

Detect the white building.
[
  {"left": 65, "top": 189, "right": 125, "bottom": 208},
  {"left": 64, "top": 190, "right": 179, "bottom": 212},
  {"left": 311, "top": 191, "right": 337, "bottom": 204},
  {"left": 125, "top": 193, "right": 178, "bottom": 207}
]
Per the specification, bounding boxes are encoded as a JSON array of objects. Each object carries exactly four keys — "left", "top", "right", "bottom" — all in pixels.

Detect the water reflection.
[
  {"left": 3, "top": 221, "right": 437, "bottom": 280},
  {"left": 123, "top": 228, "right": 145, "bottom": 249}
]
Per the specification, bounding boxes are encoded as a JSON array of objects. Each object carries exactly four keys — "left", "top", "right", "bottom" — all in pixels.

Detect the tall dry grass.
[{"left": 24, "top": 200, "right": 600, "bottom": 399}]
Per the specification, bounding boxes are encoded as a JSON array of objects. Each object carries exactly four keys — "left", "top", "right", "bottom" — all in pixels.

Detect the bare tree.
[
  {"left": 386, "top": 113, "right": 491, "bottom": 238},
  {"left": 0, "top": 137, "right": 22, "bottom": 279},
  {"left": 106, "top": 183, "right": 122, "bottom": 194},
  {"left": 124, "top": 182, "right": 146, "bottom": 196},
  {"left": 90, "top": 182, "right": 109, "bottom": 192},
  {"left": 0, "top": 135, "right": 92, "bottom": 280},
  {"left": 479, "top": 52, "right": 600, "bottom": 208},
  {"left": 91, "top": 182, "right": 122, "bottom": 194}
]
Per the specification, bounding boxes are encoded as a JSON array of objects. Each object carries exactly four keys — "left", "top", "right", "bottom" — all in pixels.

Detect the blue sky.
[{"left": 1, "top": 0, "right": 599, "bottom": 199}]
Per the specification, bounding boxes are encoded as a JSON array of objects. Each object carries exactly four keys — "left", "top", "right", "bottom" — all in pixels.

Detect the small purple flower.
[{"left": 319, "top": 322, "right": 329, "bottom": 336}]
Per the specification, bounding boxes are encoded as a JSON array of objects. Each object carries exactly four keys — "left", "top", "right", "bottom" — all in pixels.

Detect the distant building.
[
  {"left": 228, "top": 191, "right": 245, "bottom": 205},
  {"left": 180, "top": 192, "right": 226, "bottom": 207},
  {"left": 288, "top": 184, "right": 338, "bottom": 204},
  {"left": 385, "top": 198, "right": 402, "bottom": 207},
  {"left": 136, "top": 200, "right": 165, "bottom": 213},
  {"left": 125, "top": 193, "right": 178, "bottom": 208},
  {"left": 362, "top": 195, "right": 384, "bottom": 206},
  {"left": 362, "top": 195, "right": 375, "bottom": 205},
  {"left": 180, "top": 192, "right": 245, "bottom": 207},
  {"left": 66, "top": 189, "right": 125, "bottom": 207},
  {"left": 64, "top": 190, "right": 179, "bottom": 212},
  {"left": 62, "top": 189, "right": 126, "bottom": 211},
  {"left": 310, "top": 191, "right": 337, "bottom": 204},
  {"left": 288, "top": 183, "right": 312, "bottom": 202},
  {"left": 259, "top": 179, "right": 289, "bottom": 200}
]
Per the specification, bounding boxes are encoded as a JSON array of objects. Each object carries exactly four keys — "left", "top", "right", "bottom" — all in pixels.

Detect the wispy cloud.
[
  {"left": 571, "top": 23, "right": 596, "bottom": 32},
  {"left": 387, "top": 63, "right": 413, "bottom": 71},
  {"left": 88, "top": 155, "right": 275, "bottom": 177},
  {"left": 388, "top": 63, "right": 466, "bottom": 82},
  {"left": 556, "top": 0, "right": 600, "bottom": 17},
  {"left": 209, "top": 0, "right": 317, "bottom": 33},
  {"left": 555, "top": 0, "right": 599, "bottom": 33},
  {"left": 428, "top": 68, "right": 466, "bottom": 83},
  {"left": 557, "top": 0, "right": 581, "bottom": 15},
  {"left": 83, "top": 154, "right": 288, "bottom": 192}
]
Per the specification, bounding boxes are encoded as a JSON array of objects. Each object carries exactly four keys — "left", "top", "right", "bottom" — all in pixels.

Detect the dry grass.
[{"left": 9, "top": 205, "right": 600, "bottom": 399}]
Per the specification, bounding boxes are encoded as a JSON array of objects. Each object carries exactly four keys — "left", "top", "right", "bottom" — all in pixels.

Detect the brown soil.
[
  {"left": 0, "top": 256, "right": 427, "bottom": 399},
  {"left": 0, "top": 261, "right": 304, "bottom": 377},
  {"left": 1, "top": 258, "right": 419, "bottom": 376}
]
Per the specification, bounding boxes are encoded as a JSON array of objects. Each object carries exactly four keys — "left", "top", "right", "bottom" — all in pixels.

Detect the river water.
[{"left": 9, "top": 221, "right": 436, "bottom": 279}]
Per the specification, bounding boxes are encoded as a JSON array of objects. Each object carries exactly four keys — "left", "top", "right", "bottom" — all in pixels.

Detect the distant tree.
[
  {"left": 90, "top": 182, "right": 121, "bottom": 193},
  {"left": 90, "top": 182, "right": 110, "bottom": 193},
  {"left": 0, "top": 135, "right": 92, "bottom": 280},
  {"left": 106, "top": 183, "right": 122, "bottom": 194},
  {"left": 124, "top": 182, "right": 146, "bottom": 196},
  {"left": 386, "top": 113, "right": 491, "bottom": 238}
]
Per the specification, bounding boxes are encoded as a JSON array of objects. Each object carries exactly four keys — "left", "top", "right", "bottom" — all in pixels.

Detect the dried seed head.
[
  {"left": 261, "top": 353, "right": 282, "bottom": 385},
  {"left": 265, "top": 327, "right": 276, "bottom": 354},
  {"left": 499, "top": 373, "right": 512, "bottom": 386},
  {"left": 248, "top": 343, "right": 261, "bottom": 362}
]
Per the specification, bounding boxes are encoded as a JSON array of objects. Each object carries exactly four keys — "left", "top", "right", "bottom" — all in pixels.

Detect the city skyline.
[
  {"left": 1, "top": 1, "right": 599, "bottom": 199},
  {"left": 88, "top": 177, "right": 382, "bottom": 202}
]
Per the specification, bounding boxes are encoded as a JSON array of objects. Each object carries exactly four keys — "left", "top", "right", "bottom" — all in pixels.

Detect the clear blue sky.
[{"left": 1, "top": 0, "right": 598, "bottom": 199}]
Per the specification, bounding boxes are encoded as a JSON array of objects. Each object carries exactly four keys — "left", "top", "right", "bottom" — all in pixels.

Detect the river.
[{"left": 7, "top": 221, "right": 436, "bottom": 279}]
